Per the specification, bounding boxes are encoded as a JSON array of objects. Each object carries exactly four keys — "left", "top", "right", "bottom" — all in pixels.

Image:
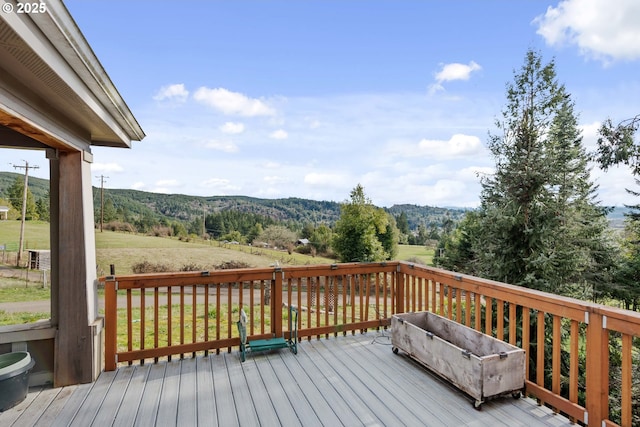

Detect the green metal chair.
[{"left": 237, "top": 305, "right": 298, "bottom": 362}]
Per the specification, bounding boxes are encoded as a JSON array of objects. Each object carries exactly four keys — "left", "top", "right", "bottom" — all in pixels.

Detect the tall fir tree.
[{"left": 475, "top": 50, "right": 614, "bottom": 297}]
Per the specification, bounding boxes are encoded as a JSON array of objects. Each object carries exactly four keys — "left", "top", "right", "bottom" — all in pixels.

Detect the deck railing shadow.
[{"left": 100, "top": 261, "right": 640, "bottom": 427}]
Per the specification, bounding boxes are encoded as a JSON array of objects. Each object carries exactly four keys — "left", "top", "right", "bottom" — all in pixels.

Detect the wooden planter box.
[{"left": 391, "top": 311, "right": 525, "bottom": 408}]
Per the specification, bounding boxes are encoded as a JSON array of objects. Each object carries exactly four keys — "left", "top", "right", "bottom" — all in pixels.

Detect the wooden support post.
[
  {"left": 104, "top": 278, "right": 117, "bottom": 371},
  {"left": 585, "top": 312, "right": 609, "bottom": 426},
  {"left": 52, "top": 151, "right": 101, "bottom": 386}
]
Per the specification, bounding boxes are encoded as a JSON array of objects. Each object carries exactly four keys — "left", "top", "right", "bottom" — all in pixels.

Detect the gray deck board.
[
  {"left": 93, "top": 364, "right": 135, "bottom": 425},
  {"left": 3, "top": 332, "right": 577, "bottom": 426},
  {"left": 134, "top": 363, "right": 165, "bottom": 427},
  {"left": 252, "top": 352, "right": 302, "bottom": 426},
  {"left": 113, "top": 363, "right": 150, "bottom": 426},
  {"left": 33, "top": 385, "right": 78, "bottom": 427},
  {"left": 210, "top": 349, "right": 240, "bottom": 426},
  {"left": 195, "top": 356, "right": 216, "bottom": 426},
  {"left": 240, "top": 357, "right": 281, "bottom": 426},
  {"left": 177, "top": 357, "right": 198, "bottom": 425},
  {"left": 155, "top": 357, "right": 181, "bottom": 427},
  {"left": 227, "top": 349, "right": 260, "bottom": 426}
]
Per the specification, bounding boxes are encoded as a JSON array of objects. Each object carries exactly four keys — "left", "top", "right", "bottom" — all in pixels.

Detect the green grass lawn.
[{"left": 396, "top": 244, "right": 434, "bottom": 266}]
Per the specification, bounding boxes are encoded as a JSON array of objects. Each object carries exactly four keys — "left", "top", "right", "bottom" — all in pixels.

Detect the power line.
[
  {"left": 12, "top": 161, "right": 39, "bottom": 267},
  {"left": 96, "top": 175, "right": 108, "bottom": 232}
]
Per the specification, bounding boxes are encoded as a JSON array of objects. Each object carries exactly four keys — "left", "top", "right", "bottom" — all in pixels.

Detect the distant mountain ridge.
[
  {"left": 0, "top": 171, "right": 630, "bottom": 230},
  {"left": 0, "top": 171, "right": 467, "bottom": 229}
]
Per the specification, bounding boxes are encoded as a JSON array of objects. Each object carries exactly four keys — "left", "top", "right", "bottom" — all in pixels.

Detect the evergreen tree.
[
  {"left": 7, "top": 177, "right": 38, "bottom": 220},
  {"left": 36, "top": 193, "right": 50, "bottom": 222},
  {"left": 476, "top": 50, "right": 614, "bottom": 296},
  {"left": 332, "top": 184, "right": 391, "bottom": 262}
]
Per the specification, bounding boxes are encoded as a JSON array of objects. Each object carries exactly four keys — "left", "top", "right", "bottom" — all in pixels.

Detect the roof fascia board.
[{"left": 1, "top": 1, "right": 143, "bottom": 146}]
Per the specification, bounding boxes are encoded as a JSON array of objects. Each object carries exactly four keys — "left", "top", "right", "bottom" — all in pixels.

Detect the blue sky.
[{"left": 4, "top": 0, "right": 640, "bottom": 207}]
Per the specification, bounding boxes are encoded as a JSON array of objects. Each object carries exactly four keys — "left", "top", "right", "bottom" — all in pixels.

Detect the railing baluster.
[
  {"left": 496, "top": 299, "right": 504, "bottom": 341},
  {"left": 227, "top": 282, "right": 232, "bottom": 353},
  {"left": 204, "top": 283, "right": 209, "bottom": 356},
  {"left": 127, "top": 288, "right": 132, "bottom": 365},
  {"left": 474, "top": 292, "right": 481, "bottom": 332},
  {"left": 154, "top": 287, "right": 159, "bottom": 363},
  {"left": 485, "top": 297, "right": 492, "bottom": 336},
  {"left": 552, "top": 315, "right": 561, "bottom": 406},
  {"left": 508, "top": 303, "right": 517, "bottom": 345},
  {"left": 522, "top": 307, "right": 530, "bottom": 378},
  {"left": 140, "top": 287, "right": 145, "bottom": 364},
  {"left": 621, "top": 333, "right": 632, "bottom": 427},
  {"left": 536, "top": 311, "right": 545, "bottom": 394},
  {"left": 192, "top": 284, "right": 197, "bottom": 358},
  {"left": 180, "top": 285, "right": 185, "bottom": 359},
  {"left": 167, "top": 286, "right": 172, "bottom": 361}
]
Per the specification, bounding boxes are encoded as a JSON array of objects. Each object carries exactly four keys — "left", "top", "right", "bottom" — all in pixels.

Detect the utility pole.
[
  {"left": 13, "top": 161, "right": 39, "bottom": 267},
  {"left": 96, "top": 175, "right": 108, "bottom": 232}
]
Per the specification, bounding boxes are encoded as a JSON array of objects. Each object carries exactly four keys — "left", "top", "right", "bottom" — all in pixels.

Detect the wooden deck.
[{"left": 1, "top": 332, "right": 574, "bottom": 426}]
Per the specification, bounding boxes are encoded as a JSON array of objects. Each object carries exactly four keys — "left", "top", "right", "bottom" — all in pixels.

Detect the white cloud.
[
  {"left": 153, "top": 83, "right": 189, "bottom": 102},
  {"left": 269, "top": 129, "right": 288, "bottom": 140},
  {"left": 220, "top": 122, "right": 245, "bottom": 134},
  {"left": 193, "top": 87, "right": 275, "bottom": 116},
  {"left": 131, "top": 182, "right": 145, "bottom": 190},
  {"left": 418, "top": 134, "right": 483, "bottom": 158},
  {"left": 579, "top": 121, "right": 601, "bottom": 151},
  {"left": 205, "top": 139, "right": 239, "bottom": 153},
  {"left": 264, "top": 175, "right": 289, "bottom": 185},
  {"left": 156, "top": 179, "right": 179, "bottom": 187},
  {"left": 534, "top": 0, "right": 640, "bottom": 63},
  {"left": 387, "top": 134, "right": 484, "bottom": 160},
  {"left": 200, "top": 178, "right": 241, "bottom": 193},
  {"left": 304, "top": 172, "right": 348, "bottom": 187},
  {"left": 92, "top": 162, "right": 123, "bottom": 172},
  {"left": 429, "top": 61, "right": 482, "bottom": 93}
]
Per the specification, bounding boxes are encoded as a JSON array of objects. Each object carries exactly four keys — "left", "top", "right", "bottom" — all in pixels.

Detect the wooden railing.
[{"left": 101, "top": 261, "right": 640, "bottom": 427}]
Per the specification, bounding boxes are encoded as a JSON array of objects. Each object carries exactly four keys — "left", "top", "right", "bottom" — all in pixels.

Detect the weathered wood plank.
[
  {"left": 266, "top": 352, "right": 323, "bottom": 426},
  {"left": 317, "top": 336, "right": 434, "bottom": 426},
  {"left": 9, "top": 386, "right": 62, "bottom": 427},
  {"left": 196, "top": 356, "right": 217, "bottom": 426},
  {"left": 112, "top": 364, "right": 150, "bottom": 426},
  {"left": 238, "top": 357, "right": 281, "bottom": 426},
  {"left": 177, "top": 357, "right": 198, "bottom": 425},
  {"left": 226, "top": 351, "right": 259, "bottom": 426},
  {"left": 297, "top": 338, "right": 371, "bottom": 426},
  {"left": 134, "top": 363, "right": 166, "bottom": 427},
  {"left": 278, "top": 349, "right": 344, "bottom": 426},
  {"left": 210, "top": 353, "right": 239, "bottom": 426},
  {"left": 155, "top": 358, "right": 182, "bottom": 427},
  {"left": 92, "top": 365, "right": 135, "bottom": 424},
  {"left": 252, "top": 353, "right": 302, "bottom": 426},
  {"left": 64, "top": 370, "right": 115, "bottom": 426},
  {"left": 304, "top": 338, "right": 391, "bottom": 425},
  {"left": 33, "top": 385, "right": 78, "bottom": 427}
]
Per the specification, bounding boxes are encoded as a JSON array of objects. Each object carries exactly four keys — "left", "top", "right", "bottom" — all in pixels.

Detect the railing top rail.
[{"left": 400, "top": 262, "right": 640, "bottom": 329}]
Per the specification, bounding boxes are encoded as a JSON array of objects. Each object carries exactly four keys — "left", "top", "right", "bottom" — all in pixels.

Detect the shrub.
[
  {"left": 132, "top": 261, "right": 173, "bottom": 274},
  {"left": 214, "top": 260, "right": 252, "bottom": 270}
]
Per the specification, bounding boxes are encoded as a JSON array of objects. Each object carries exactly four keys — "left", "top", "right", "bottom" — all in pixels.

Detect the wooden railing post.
[
  {"left": 104, "top": 276, "right": 117, "bottom": 371},
  {"left": 585, "top": 311, "right": 609, "bottom": 426},
  {"left": 272, "top": 268, "right": 283, "bottom": 337}
]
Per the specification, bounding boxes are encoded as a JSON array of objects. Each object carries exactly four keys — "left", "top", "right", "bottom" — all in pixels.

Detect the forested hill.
[{"left": 0, "top": 171, "right": 467, "bottom": 230}]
